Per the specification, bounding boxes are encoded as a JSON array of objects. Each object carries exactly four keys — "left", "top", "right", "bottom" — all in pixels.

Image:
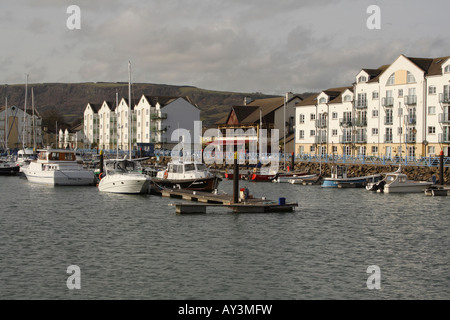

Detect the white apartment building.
[
  {"left": 1, "top": 104, "right": 42, "bottom": 150},
  {"left": 82, "top": 94, "right": 200, "bottom": 151},
  {"left": 295, "top": 54, "right": 450, "bottom": 158}
]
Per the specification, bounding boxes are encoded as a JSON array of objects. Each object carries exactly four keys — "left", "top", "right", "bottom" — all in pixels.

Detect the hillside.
[{"left": 0, "top": 82, "right": 314, "bottom": 129}]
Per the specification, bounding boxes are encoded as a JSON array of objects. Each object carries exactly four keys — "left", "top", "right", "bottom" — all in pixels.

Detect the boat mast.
[
  {"left": 4, "top": 96, "right": 8, "bottom": 150},
  {"left": 116, "top": 90, "right": 119, "bottom": 158},
  {"left": 128, "top": 61, "right": 132, "bottom": 159},
  {"left": 32, "top": 88, "right": 36, "bottom": 151},
  {"left": 22, "top": 74, "right": 28, "bottom": 149}
]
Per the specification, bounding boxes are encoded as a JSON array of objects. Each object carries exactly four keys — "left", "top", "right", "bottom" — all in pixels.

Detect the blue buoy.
[{"left": 278, "top": 197, "right": 286, "bottom": 205}]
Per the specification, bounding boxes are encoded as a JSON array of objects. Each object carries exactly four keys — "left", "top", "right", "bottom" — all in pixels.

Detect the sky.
[{"left": 1, "top": 0, "right": 449, "bottom": 95}]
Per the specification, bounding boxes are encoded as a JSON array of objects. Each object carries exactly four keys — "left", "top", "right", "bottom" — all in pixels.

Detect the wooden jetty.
[{"left": 150, "top": 188, "right": 297, "bottom": 214}]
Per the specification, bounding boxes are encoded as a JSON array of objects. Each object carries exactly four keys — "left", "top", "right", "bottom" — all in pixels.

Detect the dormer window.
[
  {"left": 445, "top": 65, "right": 450, "bottom": 73},
  {"left": 344, "top": 95, "right": 352, "bottom": 102},
  {"left": 319, "top": 97, "right": 326, "bottom": 104},
  {"left": 358, "top": 76, "right": 367, "bottom": 83}
]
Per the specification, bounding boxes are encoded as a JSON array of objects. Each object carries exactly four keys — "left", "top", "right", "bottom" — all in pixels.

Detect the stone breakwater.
[{"left": 144, "top": 157, "right": 449, "bottom": 184}]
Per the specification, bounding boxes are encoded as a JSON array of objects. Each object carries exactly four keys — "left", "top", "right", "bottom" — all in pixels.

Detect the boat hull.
[
  {"left": 0, "top": 165, "right": 20, "bottom": 176},
  {"left": 151, "top": 176, "right": 220, "bottom": 192},
  {"left": 24, "top": 170, "right": 95, "bottom": 186},
  {"left": 322, "top": 175, "right": 381, "bottom": 188},
  {"left": 384, "top": 182, "right": 433, "bottom": 193},
  {"left": 98, "top": 176, "right": 151, "bottom": 194}
]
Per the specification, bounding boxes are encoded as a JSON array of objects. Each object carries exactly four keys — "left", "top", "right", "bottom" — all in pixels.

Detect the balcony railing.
[
  {"left": 438, "top": 113, "right": 450, "bottom": 124},
  {"left": 355, "top": 99, "right": 367, "bottom": 109},
  {"left": 339, "top": 118, "right": 353, "bottom": 127},
  {"left": 315, "top": 119, "right": 327, "bottom": 128},
  {"left": 315, "top": 135, "right": 327, "bottom": 144},
  {"left": 354, "top": 134, "right": 367, "bottom": 144},
  {"left": 384, "top": 117, "right": 393, "bottom": 125},
  {"left": 353, "top": 119, "right": 367, "bottom": 127},
  {"left": 439, "top": 133, "right": 450, "bottom": 143},
  {"left": 151, "top": 113, "right": 168, "bottom": 120},
  {"left": 405, "top": 134, "right": 416, "bottom": 144},
  {"left": 384, "top": 134, "right": 393, "bottom": 143},
  {"left": 404, "top": 95, "right": 417, "bottom": 105},
  {"left": 382, "top": 97, "right": 394, "bottom": 107},
  {"left": 339, "top": 135, "right": 353, "bottom": 143},
  {"left": 439, "top": 93, "right": 450, "bottom": 103}
]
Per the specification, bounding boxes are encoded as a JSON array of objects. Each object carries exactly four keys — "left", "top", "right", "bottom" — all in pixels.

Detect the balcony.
[
  {"left": 384, "top": 117, "right": 393, "bottom": 125},
  {"left": 406, "top": 115, "right": 416, "bottom": 125},
  {"left": 355, "top": 99, "right": 367, "bottom": 109},
  {"left": 439, "top": 93, "right": 450, "bottom": 103},
  {"left": 339, "top": 118, "right": 353, "bottom": 127},
  {"left": 151, "top": 113, "right": 168, "bottom": 120},
  {"left": 354, "top": 134, "right": 367, "bottom": 144},
  {"left": 405, "top": 134, "right": 416, "bottom": 144},
  {"left": 382, "top": 97, "right": 394, "bottom": 107},
  {"left": 384, "top": 134, "right": 393, "bottom": 143},
  {"left": 353, "top": 118, "right": 367, "bottom": 127},
  {"left": 339, "top": 135, "right": 353, "bottom": 144},
  {"left": 404, "top": 95, "right": 417, "bottom": 105},
  {"left": 439, "top": 133, "right": 450, "bottom": 143},
  {"left": 315, "top": 119, "right": 327, "bottom": 128},
  {"left": 315, "top": 135, "right": 327, "bottom": 144},
  {"left": 439, "top": 113, "right": 450, "bottom": 124}
]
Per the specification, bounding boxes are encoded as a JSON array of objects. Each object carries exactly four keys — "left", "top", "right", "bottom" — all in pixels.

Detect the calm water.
[{"left": 0, "top": 175, "right": 448, "bottom": 300}]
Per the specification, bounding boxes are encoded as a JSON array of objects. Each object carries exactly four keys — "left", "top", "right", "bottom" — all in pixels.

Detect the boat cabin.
[
  {"left": 167, "top": 162, "right": 207, "bottom": 174},
  {"left": 38, "top": 150, "right": 76, "bottom": 162},
  {"left": 105, "top": 160, "right": 143, "bottom": 174},
  {"left": 330, "top": 165, "right": 348, "bottom": 179}
]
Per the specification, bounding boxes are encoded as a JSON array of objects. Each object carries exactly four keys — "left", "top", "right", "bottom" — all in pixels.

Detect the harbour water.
[{"left": 0, "top": 175, "right": 448, "bottom": 300}]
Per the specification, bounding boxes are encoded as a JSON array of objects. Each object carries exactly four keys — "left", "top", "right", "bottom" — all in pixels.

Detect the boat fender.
[
  {"left": 164, "top": 170, "right": 168, "bottom": 179},
  {"left": 99, "top": 172, "right": 103, "bottom": 180}
]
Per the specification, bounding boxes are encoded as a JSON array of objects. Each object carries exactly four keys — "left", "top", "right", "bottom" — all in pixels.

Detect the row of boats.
[
  {"left": 0, "top": 147, "right": 222, "bottom": 195},
  {"left": 1, "top": 147, "right": 444, "bottom": 196}
]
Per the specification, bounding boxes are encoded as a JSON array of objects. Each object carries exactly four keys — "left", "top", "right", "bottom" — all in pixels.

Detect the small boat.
[
  {"left": 249, "top": 167, "right": 308, "bottom": 182},
  {"left": 368, "top": 167, "right": 433, "bottom": 193},
  {"left": 424, "top": 186, "right": 448, "bottom": 197},
  {"left": 0, "top": 158, "right": 20, "bottom": 175},
  {"left": 288, "top": 174, "right": 321, "bottom": 185},
  {"left": 23, "top": 148, "right": 95, "bottom": 186},
  {"left": 274, "top": 173, "right": 317, "bottom": 183},
  {"left": 98, "top": 159, "right": 151, "bottom": 194},
  {"left": 322, "top": 165, "right": 381, "bottom": 188},
  {"left": 152, "top": 160, "right": 221, "bottom": 192}
]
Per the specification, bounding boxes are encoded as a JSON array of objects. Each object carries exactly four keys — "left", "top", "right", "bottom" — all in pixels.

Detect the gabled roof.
[
  {"left": 366, "top": 65, "right": 390, "bottom": 83},
  {"left": 426, "top": 56, "right": 450, "bottom": 76},
  {"left": 87, "top": 103, "right": 102, "bottom": 113},
  {"left": 142, "top": 95, "right": 198, "bottom": 109},
  {"left": 0, "top": 105, "right": 42, "bottom": 118}
]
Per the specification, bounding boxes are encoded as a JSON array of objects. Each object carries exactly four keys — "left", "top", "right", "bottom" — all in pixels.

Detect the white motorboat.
[
  {"left": 16, "top": 148, "right": 37, "bottom": 173},
  {"left": 152, "top": 160, "right": 221, "bottom": 192},
  {"left": 23, "top": 148, "right": 95, "bottom": 186},
  {"left": 367, "top": 167, "right": 433, "bottom": 193},
  {"left": 98, "top": 159, "right": 151, "bottom": 194},
  {"left": 0, "top": 157, "right": 20, "bottom": 175}
]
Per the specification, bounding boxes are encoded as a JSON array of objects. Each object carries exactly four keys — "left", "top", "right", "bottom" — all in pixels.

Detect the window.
[
  {"left": 298, "top": 130, "right": 304, "bottom": 139},
  {"left": 428, "top": 126, "right": 436, "bottom": 134},
  {"left": 310, "top": 113, "right": 316, "bottom": 121},
  {"left": 372, "top": 91, "right": 379, "bottom": 99},
  {"left": 372, "top": 110, "right": 379, "bottom": 117},
  {"left": 344, "top": 95, "right": 352, "bottom": 102},
  {"left": 387, "top": 73, "right": 395, "bottom": 85},
  {"left": 332, "top": 129, "right": 338, "bottom": 136},
  {"left": 319, "top": 97, "right": 326, "bottom": 104},
  {"left": 372, "top": 128, "right": 378, "bottom": 135},
  {"left": 332, "top": 146, "right": 338, "bottom": 153},
  {"left": 407, "top": 71, "right": 416, "bottom": 83},
  {"left": 332, "top": 112, "right": 338, "bottom": 120},
  {"left": 428, "top": 86, "right": 436, "bottom": 94},
  {"left": 428, "top": 146, "right": 435, "bottom": 155},
  {"left": 428, "top": 106, "right": 436, "bottom": 115},
  {"left": 372, "top": 146, "right": 378, "bottom": 153},
  {"left": 398, "top": 89, "right": 403, "bottom": 98},
  {"left": 146, "top": 121, "right": 149, "bottom": 127},
  {"left": 310, "top": 145, "right": 315, "bottom": 152},
  {"left": 358, "top": 76, "right": 367, "bottom": 83},
  {"left": 146, "top": 109, "right": 149, "bottom": 115},
  {"left": 310, "top": 130, "right": 316, "bottom": 136},
  {"left": 299, "top": 114, "right": 305, "bottom": 124},
  {"left": 445, "top": 65, "right": 450, "bottom": 73}
]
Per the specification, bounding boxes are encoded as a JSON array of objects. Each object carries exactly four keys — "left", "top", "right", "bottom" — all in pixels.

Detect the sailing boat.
[
  {"left": 1, "top": 96, "right": 20, "bottom": 175},
  {"left": 16, "top": 88, "right": 38, "bottom": 170}
]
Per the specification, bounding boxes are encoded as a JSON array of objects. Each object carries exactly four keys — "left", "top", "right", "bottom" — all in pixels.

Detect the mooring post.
[
  {"left": 233, "top": 152, "right": 239, "bottom": 204},
  {"left": 439, "top": 150, "right": 444, "bottom": 185},
  {"left": 291, "top": 152, "right": 295, "bottom": 171}
]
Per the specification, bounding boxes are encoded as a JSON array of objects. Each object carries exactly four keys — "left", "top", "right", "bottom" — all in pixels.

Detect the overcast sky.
[{"left": 1, "top": 0, "right": 449, "bottom": 95}]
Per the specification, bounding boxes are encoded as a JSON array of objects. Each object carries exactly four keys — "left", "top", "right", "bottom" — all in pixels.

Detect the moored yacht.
[
  {"left": 97, "top": 159, "right": 151, "bottom": 194},
  {"left": 367, "top": 167, "right": 433, "bottom": 193},
  {"left": 23, "top": 148, "right": 95, "bottom": 186}
]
